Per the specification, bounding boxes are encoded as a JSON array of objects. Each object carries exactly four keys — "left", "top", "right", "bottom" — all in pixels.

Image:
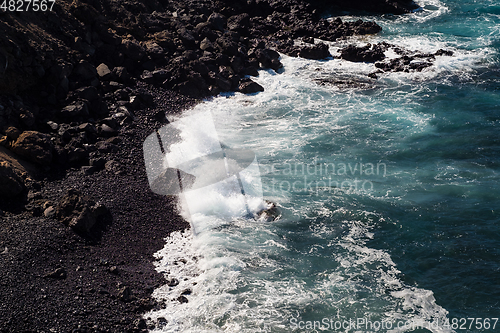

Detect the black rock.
[
  {"left": 339, "top": 43, "right": 386, "bottom": 62},
  {"left": 76, "top": 86, "right": 99, "bottom": 102},
  {"left": 60, "top": 101, "right": 89, "bottom": 118},
  {"left": 298, "top": 42, "right": 332, "bottom": 60},
  {"left": 207, "top": 13, "right": 226, "bottom": 31},
  {"left": 177, "top": 295, "right": 189, "bottom": 304},
  {"left": 239, "top": 79, "right": 264, "bottom": 94},
  {"left": 73, "top": 60, "right": 97, "bottom": 81},
  {"left": 55, "top": 189, "right": 108, "bottom": 234}
]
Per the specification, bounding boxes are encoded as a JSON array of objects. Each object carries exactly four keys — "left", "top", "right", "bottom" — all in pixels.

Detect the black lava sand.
[{"left": 0, "top": 88, "right": 195, "bottom": 332}]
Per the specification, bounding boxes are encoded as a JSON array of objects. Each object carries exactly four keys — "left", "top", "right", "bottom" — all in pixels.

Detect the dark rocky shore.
[{"left": 0, "top": 0, "right": 438, "bottom": 331}]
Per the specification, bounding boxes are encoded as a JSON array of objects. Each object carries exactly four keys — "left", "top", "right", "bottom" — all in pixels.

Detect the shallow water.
[{"left": 145, "top": 1, "right": 500, "bottom": 332}]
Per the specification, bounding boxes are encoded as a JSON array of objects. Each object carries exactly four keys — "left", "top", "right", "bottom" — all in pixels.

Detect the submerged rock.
[{"left": 257, "top": 201, "right": 281, "bottom": 221}]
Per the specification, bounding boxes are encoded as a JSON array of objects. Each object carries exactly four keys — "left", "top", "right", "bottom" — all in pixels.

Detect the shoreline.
[
  {"left": 0, "top": 85, "right": 194, "bottom": 332},
  {"left": 1, "top": 0, "right": 421, "bottom": 331}
]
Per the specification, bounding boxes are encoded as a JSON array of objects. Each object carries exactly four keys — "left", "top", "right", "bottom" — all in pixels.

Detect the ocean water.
[{"left": 144, "top": 1, "right": 500, "bottom": 332}]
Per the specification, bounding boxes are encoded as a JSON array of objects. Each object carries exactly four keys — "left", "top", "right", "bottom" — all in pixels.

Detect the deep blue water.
[{"left": 145, "top": 1, "right": 500, "bottom": 331}]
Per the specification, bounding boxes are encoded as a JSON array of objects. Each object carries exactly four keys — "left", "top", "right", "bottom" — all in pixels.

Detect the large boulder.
[
  {"left": 11, "top": 131, "right": 54, "bottom": 165},
  {"left": 298, "top": 42, "right": 332, "bottom": 60}
]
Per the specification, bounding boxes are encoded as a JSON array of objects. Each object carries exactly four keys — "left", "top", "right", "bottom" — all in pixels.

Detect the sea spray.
[{"left": 144, "top": 2, "right": 500, "bottom": 330}]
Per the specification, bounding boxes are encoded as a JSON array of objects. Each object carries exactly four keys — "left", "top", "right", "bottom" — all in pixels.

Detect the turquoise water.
[{"left": 146, "top": 1, "right": 500, "bottom": 331}]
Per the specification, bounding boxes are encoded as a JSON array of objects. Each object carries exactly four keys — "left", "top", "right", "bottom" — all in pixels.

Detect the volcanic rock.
[
  {"left": 339, "top": 44, "right": 386, "bottom": 62},
  {"left": 11, "top": 131, "right": 54, "bottom": 165},
  {"left": 298, "top": 42, "right": 332, "bottom": 60},
  {"left": 0, "top": 161, "right": 25, "bottom": 197},
  {"left": 239, "top": 79, "right": 264, "bottom": 94},
  {"left": 55, "top": 189, "right": 108, "bottom": 234}
]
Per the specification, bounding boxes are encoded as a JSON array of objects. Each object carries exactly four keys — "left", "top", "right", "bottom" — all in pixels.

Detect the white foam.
[{"left": 141, "top": 23, "right": 500, "bottom": 330}]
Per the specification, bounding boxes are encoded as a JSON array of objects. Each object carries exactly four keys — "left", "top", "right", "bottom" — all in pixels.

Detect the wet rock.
[
  {"left": 339, "top": 43, "right": 386, "bottom": 62},
  {"left": 435, "top": 49, "right": 454, "bottom": 56},
  {"left": 309, "top": 0, "right": 419, "bottom": 14},
  {"left": 238, "top": 79, "right": 264, "bottom": 94},
  {"left": 167, "top": 278, "right": 179, "bottom": 287},
  {"left": 0, "top": 161, "right": 25, "bottom": 197},
  {"left": 181, "top": 289, "right": 192, "bottom": 295},
  {"left": 298, "top": 42, "right": 331, "bottom": 60},
  {"left": 254, "top": 48, "right": 283, "bottom": 71},
  {"left": 157, "top": 317, "right": 168, "bottom": 329},
  {"left": 177, "top": 295, "right": 188, "bottom": 304},
  {"left": 351, "top": 20, "right": 383, "bottom": 35},
  {"left": 214, "top": 76, "right": 232, "bottom": 92},
  {"left": 134, "top": 318, "right": 147, "bottom": 330},
  {"left": 55, "top": 189, "right": 108, "bottom": 234},
  {"left": 11, "top": 131, "right": 54, "bottom": 165},
  {"left": 257, "top": 201, "right": 281, "bottom": 221}
]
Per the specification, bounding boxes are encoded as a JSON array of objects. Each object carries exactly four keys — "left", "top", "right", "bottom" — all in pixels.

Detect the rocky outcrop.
[
  {"left": 298, "top": 42, "right": 332, "bottom": 60},
  {"left": 11, "top": 131, "right": 54, "bottom": 165},
  {"left": 337, "top": 42, "right": 454, "bottom": 75},
  {"left": 55, "top": 189, "right": 109, "bottom": 234},
  {"left": 339, "top": 43, "right": 386, "bottom": 62},
  {"left": 306, "top": 0, "right": 420, "bottom": 14}
]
